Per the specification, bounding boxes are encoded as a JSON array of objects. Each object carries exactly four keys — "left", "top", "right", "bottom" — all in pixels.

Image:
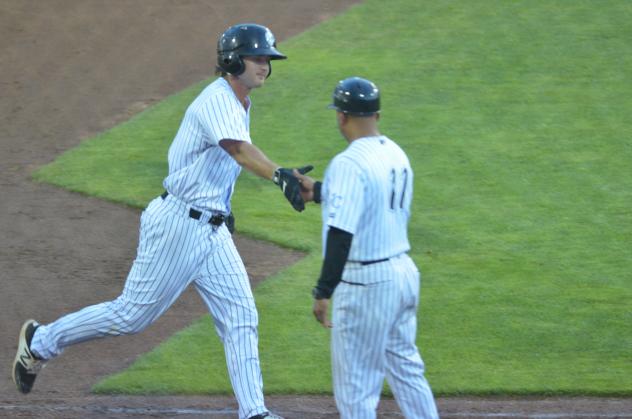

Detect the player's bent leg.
[
  {"left": 332, "top": 281, "right": 393, "bottom": 419},
  {"left": 30, "top": 198, "right": 202, "bottom": 361},
  {"left": 19, "top": 272, "right": 190, "bottom": 393},
  {"left": 30, "top": 283, "right": 188, "bottom": 360}
]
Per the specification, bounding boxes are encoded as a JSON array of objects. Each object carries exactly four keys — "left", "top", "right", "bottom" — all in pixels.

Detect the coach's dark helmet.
[
  {"left": 217, "top": 23, "right": 286, "bottom": 77},
  {"left": 328, "top": 77, "right": 380, "bottom": 116}
]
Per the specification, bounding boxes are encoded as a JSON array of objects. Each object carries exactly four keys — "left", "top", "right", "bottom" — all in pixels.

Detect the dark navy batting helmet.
[
  {"left": 328, "top": 77, "right": 380, "bottom": 116},
  {"left": 217, "top": 23, "right": 286, "bottom": 77}
]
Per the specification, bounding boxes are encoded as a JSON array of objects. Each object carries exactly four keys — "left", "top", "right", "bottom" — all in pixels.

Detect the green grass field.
[{"left": 34, "top": 0, "right": 632, "bottom": 395}]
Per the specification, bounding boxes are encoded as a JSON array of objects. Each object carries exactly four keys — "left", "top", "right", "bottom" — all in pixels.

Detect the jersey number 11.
[{"left": 389, "top": 168, "right": 408, "bottom": 211}]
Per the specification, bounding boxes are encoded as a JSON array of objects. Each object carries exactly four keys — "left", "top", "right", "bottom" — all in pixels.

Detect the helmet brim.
[
  {"left": 327, "top": 103, "right": 379, "bottom": 116},
  {"left": 240, "top": 48, "right": 287, "bottom": 60}
]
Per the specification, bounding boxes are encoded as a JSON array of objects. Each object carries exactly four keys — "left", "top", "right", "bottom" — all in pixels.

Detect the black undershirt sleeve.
[
  {"left": 315, "top": 226, "right": 353, "bottom": 299},
  {"left": 313, "top": 181, "right": 322, "bottom": 204}
]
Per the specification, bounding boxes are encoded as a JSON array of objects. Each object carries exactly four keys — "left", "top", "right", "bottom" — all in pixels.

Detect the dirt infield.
[{"left": 1, "top": 1, "right": 630, "bottom": 417}]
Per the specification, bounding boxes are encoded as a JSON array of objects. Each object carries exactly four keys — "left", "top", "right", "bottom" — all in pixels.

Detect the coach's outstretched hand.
[{"left": 273, "top": 165, "right": 313, "bottom": 212}]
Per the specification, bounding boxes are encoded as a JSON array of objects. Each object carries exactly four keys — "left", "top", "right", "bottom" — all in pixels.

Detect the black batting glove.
[{"left": 273, "top": 165, "right": 314, "bottom": 212}]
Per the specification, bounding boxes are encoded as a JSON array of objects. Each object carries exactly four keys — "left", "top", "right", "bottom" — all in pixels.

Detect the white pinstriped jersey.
[
  {"left": 323, "top": 134, "right": 439, "bottom": 418},
  {"left": 321, "top": 135, "right": 413, "bottom": 262},
  {"left": 163, "top": 77, "right": 251, "bottom": 214},
  {"left": 29, "top": 76, "right": 274, "bottom": 418}
]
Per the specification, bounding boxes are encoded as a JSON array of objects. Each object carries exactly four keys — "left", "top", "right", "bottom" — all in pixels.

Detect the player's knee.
[
  {"left": 211, "top": 299, "right": 258, "bottom": 341},
  {"left": 217, "top": 315, "right": 259, "bottom": 343},
  {"left": 222, "top": 300, "right": 259, "bottom": 328},
  {"left": 110, "top": 298, "right": 158, "bottom": 335},
  {"left": 220, "top": 323, "right": 258, "bottom": 346}
]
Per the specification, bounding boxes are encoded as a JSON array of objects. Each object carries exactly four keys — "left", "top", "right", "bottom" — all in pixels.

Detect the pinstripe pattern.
[
  {"left": 321, "top": 136, "right": 412, "bottom": 263},
  {"left": 30, "top": 77, "right": 270, "bottom": 419},
  {"left": 164, "top": 77, "right": 251, "bottom": 214},
  {"left": 323, "top": 136, "right": 438, "bottom": 418}
]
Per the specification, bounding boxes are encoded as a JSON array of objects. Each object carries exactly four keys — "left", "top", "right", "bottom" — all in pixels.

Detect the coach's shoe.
[{"left": 13, "top": 319, "right": 45, "bottom": 394}]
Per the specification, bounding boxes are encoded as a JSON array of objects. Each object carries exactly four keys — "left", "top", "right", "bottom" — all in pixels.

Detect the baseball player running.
[
  {"left": 296, "top": 77, "right": 439, "bottom": 418},
  {"left": 12, "top": 23, "right": 309, "bottom": 419}
]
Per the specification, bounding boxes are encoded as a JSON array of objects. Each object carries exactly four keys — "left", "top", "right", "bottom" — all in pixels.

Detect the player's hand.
[
  {"left": 312, "top": 298, "right": 332, "bottom": 328},
  {"left": 294, "top": 169, "right": 316, "bottom": 202},
  {"left": 273, "top": 165, "right": 313, "bottom": 212}
]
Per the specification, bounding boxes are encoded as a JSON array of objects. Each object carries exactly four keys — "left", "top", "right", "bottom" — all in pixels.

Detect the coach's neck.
[{"left": 340, "top": 112, "right": 381, "bottom": 143}]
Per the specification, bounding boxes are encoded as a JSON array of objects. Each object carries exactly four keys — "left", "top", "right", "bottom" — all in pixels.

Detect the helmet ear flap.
[
  {"left": 221, "top": 55, "right": 272, "bottom": 78},
  {"left": 218, "top": 50, "right": 245, "bottom": 75}
]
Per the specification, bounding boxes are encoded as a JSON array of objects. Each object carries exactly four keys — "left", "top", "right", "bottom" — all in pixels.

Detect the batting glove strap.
[{"left": 272, "top": 167, "right": 284, "bottom": 186}]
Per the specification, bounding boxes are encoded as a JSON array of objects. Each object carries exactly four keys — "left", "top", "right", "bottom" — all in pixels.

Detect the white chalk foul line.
[
  {"left": 446, "top": 414, "right": 632, "bottom": 418},
  {"left": 0, "top": 404, "right": 236, "bottom": 415},
  {"left": 0, "top": 404, "right": 631, "bottom": 418}
]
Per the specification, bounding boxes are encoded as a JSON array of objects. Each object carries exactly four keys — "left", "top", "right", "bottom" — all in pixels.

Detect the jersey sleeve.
[
  {"left": 323, "top": 155, "right": 365, "bottom": 235},
  {"left": 198, "top": 93, "right": 250, "bottom": 146}
]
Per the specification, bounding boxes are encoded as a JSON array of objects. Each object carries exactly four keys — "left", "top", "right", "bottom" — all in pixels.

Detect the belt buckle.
[{"left": 185, "top": 205, "right": 224, "bottom": 228}]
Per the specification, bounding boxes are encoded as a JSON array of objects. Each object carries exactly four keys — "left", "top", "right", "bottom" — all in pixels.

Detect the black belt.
[
  {"left": 341, "top": 279, "right": 365, "bottom": 286},
  {"left": 160, "top": 191, "right": 225, "bottom": 227},
  {"left": 348, "top": 258, "right": 390, "bottom": 266}
]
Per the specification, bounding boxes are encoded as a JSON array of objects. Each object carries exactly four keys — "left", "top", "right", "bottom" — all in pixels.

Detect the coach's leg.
[
  {"left": 384, "top": 262, "right": 438, "bottom": 419},
  {"left": 331, "top": 281, "right": 394, "bottom": 419},
  {"left": 31, "top": 198, "right": 201, "bottom": 360},
  {"left": 194, "top": 231, "right": 266, "bottom": 419}
]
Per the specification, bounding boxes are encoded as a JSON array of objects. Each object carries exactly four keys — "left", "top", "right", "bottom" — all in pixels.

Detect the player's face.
[{"left": 239, "top": 56, "right": 271, "bottom": 89}]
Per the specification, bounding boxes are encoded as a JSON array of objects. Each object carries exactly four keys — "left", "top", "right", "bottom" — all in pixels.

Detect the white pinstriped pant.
[
  {"left": 332, "top": 254, "right": 439, "bottom": 419},
  {"left": 31, "top": 194, "right": 268, "bottom": 419}
]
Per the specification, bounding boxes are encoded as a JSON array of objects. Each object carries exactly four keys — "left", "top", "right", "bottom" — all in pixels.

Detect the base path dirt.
[{"left": 1, "top": 1, "right": 630, "bottom": 417}]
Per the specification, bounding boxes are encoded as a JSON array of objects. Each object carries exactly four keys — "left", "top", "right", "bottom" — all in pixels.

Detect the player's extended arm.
[
  {"left": 219, "top": 139, "right": 278, "bottom": 179},
  {"left": 219, "top": 139, "right": 313, "bottom": 211}
]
